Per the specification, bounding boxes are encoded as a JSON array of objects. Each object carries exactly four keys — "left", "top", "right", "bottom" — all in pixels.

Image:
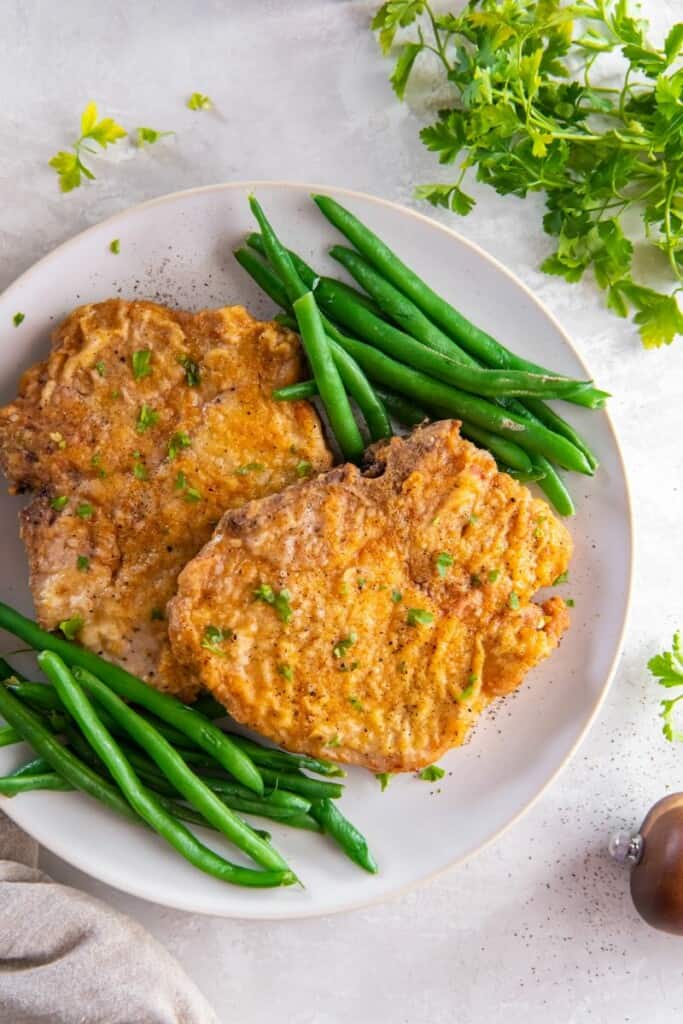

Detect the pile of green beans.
[
  {"left": 236, "top": 195, "right": 608, "bottom": 516},
  {"left": 0, "top": 603, "right": 378, "bottom": 886}
]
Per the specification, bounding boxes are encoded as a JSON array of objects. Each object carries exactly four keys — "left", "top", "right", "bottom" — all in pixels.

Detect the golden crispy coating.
[
  {"left": 0, "top": 299, "right": 332, "bottom": 700},
  {"left": 168, "top": 421, "right": 572, "bottom": 771}
]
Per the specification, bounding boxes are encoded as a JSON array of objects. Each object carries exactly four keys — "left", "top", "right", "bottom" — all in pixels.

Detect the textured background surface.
[{"left": 2, "top": 1, "right": 683, "bottom": 1020}]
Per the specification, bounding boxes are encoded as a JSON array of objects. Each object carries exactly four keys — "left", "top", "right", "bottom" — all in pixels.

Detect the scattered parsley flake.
[
  {"left": 168, "top": 431, "right": 191, "bottom": 460},
  {"left": 332, "top": 633, "right": 357, "bottom": 659},
  {"left": 436, "top": 551, "right": 454, "bottom": 578},
  {"left": 455, "top": 683, "right": 474, "bottom": 703},
  {"left": 566, "top": 598, "right": 575, "bottom": 607},
  {"left": 509, "top": 591, "right": 520, "bottom": 610},
  {"left": 109, "top": 239, "right": 120, "bottom": 255},
  {"left": 187, "top": 92, "right": 213, "bottom": 111},
  {"left": 132, "top": 349, "right": 152, "bottom": 380},
  {"left": 488, "top": 569, "right": 500, "bottom": 583},
  {"left": 76, "top": 503, "right": 93, "bottom": 519},
  {"left": 326, "top": 734, "right": 341, "bottom": 748},
  {"left": 185, "top": 486, "right": 202, "bottom": 502},
  {"left": 391, "top": 590, "right": 403, "bottom": 603},
  {"left": 13, "top": 313, "right": 25, "bottom": 327},
  {"left": 469, "top": 513, "right": 480, "bottom": 524},
  {"left": 253, "top": 583, "right": 293, "bottom": 624},
  {"left": 348, "top": 696, "right": 364, "bottom": 711},
  {"left": 553, "top": 571, "right": 569, "bottom": 586},
  {"left": 51, "top": 495, "right": 69, "bottom": 511},
  {"left": 234, "top": 461, "right": 265, "bottom": 476},
  {"left": 278, "top": 663, "right": 293, "bottom": 681},
  {"left": 95, "top": 361, "right": 106, "bottom": 377},
  {"left": 177, "top": 354, "right": 200, "bottom": 387},
  {"left": 49, "top": 101, "right": 126, "bottom": 192},
  {"left": 174, "top": 471, "right": 187, "bottom": 491},
  {"left": 407, "top": 608, "right": 434, "bottom": 626},
  {"left": 201, "top": 624, "right": 234, "bottom": 655},
  {"left": 296, "top": 459, "right": 312, "bottom": 478},
  {"left": 59, "top": 615, "right": 84, "bottom": 640},
  {"left": 76, "top": 555, "right": 90, "bottom": 572},
  {"left": 136, "top": 126, "right": 174, "bottom": 146},
  {"left": 376, "top": 772, "right": 392, "bottom": 791},
  {"left": 419, "top": 764, "right": 445, "bottom": 782},
  {"left": 133, "top": 461, "right": 148, "bottom": 481},
  {"left": 136, "top": 403, "right": 159, "bottom": 433},
  {"left": 357, "top": 577, "right": 367, "bottom": 590}
]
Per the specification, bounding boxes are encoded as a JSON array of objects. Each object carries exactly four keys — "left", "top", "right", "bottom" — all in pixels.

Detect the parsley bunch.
[{"left": 372, "top": 0, "right": 683, "bottom": 347}]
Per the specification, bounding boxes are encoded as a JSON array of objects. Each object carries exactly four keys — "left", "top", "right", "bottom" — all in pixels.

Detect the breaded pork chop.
[
  {"left": 168, "top": 421, "right": 572, "bottom": 772},
  {"left": 0, "top": 299, "right": 332, "bottom": 700}
]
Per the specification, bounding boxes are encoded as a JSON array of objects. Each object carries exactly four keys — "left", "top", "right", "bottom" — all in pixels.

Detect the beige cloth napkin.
[{"left": 0, "top": 811, "right": 219, "bottom": 1024}]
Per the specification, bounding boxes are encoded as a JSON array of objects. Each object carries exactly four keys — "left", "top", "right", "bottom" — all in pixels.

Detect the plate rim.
[{"left": 0, "top": 180, "right": 634, "bottom": 919}]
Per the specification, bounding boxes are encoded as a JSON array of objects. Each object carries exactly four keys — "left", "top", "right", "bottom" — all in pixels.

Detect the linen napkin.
[{"left": 0, "top": 810, "right": 219, "bottom": 1024}]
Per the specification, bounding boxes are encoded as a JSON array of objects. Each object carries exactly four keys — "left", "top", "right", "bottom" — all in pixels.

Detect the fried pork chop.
[
  {"left": 168, "top": 421, "right": 572, "bottom": 772},
  {"left": 0, "top": 299, "right": 332, "bottom": 700}
]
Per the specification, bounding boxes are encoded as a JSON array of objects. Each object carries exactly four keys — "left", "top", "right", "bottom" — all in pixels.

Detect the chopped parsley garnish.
[
  {"left": 469, "top": 513, "right": 480, "bottom": 524},
  {"left": 76, "top": 555, "right": 90, "bottom": 572},
  {"left": 436, "top": 551, "right": 454, "bottom": 578},
  {"left": 340, "top": 582, "right": 350, "bottom": 596},
  {"left": 136, "top": 126, "right": 174, "bottom": 146},
  {"left": 187, "top": 92, "right": 213, "bottom": 111},
  {"left": 173, "top": 471, "right": 201, "bottom": 501},
  {"left": 91, "top": 452, "right": 106, "bottom": 478},
  {"left": 566, "top": 598, "right": 575, "bottom": 607},
  {"left": 357, "top": 577, "right": 367, "bottom": 590},
  {"left": 296, "top": 459, "right": 312, "bottom": 478},
  {"left": 59, "top": 615, "right": 84, "bottom": 640},
  {"left": 136, "top": 403, "right": 159, "bottom": 433},
  {"left": 419, "top": 764, "right": 445, "bottom": 782},
  {"left": 234, "top": 462, "right": 265, "bottom": 475},
  {"left": 468, "top": 672, "right": 478, "bottom": 685},
  {"left": 488, "top": 569, "right": 500, "bottom": 583},
  {"left": 326, "top": 734, "right": 341, "bottom": 748},
  {"left": 133, "top": 460, "right": 148, "bottom": 481},
  {"left": 132, "top": 349, "right": 152, "bottom": 380},
  {"left": 277, "top": 663, "right": 293, "bottom": 681},
  {"left": 553, "top": 571, "right": 569, "bottom": 586},
  {"left": 177, "top": 355, "right": 200, "bottom": 387},
  {"left": 391, "top": 590, "right": 403, "bottom": 603},
  {"left": 175, "top": 471, "right": 187, "bottom": 490},
  {"left": 253, "top": 583, "right": 293, "bottom": 624},
  {"left": 185, "top": 486, "right": 201, "bottom": 502},
  {"left": 332, "top": 633, "right": 357, "bottom": 659},
  {"left": 168, "top": 431, "right": 191, "bottom": 460},
  {"left": 76, "top": 503, "right": 93, "bottom": 519},
  {"left": 201, "top": 624, "right": 234, "bottom": 655},
  {"left": 376, "top": 772, "right": 392, "bottom": 791},
  {"left": 407, "top": 608, "right": 434, "bottom": 626},
  {"left": 51, "top": 495, "right": 69, "bottom": 511},
  {"left": 109, "top": 239, "right": 121, "bottom": 254},
  {"left": 348, "top": 696, "right": 364, "bottom": 711},
  {"left": 13, "top": 312, "right": 25, "bottom": 327},
  {"left": 508, "top": 591, "right": 520, "bottom": 610},
  {"left": 150, "top": 607, "right": 165, "bottom": 621},
  {"left": 455, "top": 683, "right": 474, "bottom": 703},
  {"left": 95, "top": 361, "right": 106, "bottom": 377}
]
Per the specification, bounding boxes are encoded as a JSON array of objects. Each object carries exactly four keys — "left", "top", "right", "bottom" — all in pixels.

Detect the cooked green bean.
[
  {"left": 234, "top": 247, "right": 291, "bottom": 310},
  {"left": 66, "top": 663, "right": 291, "bottom": 872},
  {"left": 10, "top": 755, "right": 53, "bottom": 778},
  {"left": 292, "top": 290, "right": 365, "bottom": 461},
  {"left": 8, "top": 681, "right": 62, "bottom": 710},
  {"left": 0, "top": 603, "right": 263, "bottom": 794},
  {"left": 223, "top": 732, "right": 346, "bottom": 779},
  {"left": 36, "top": 656, "right": 293, "bottom": 888},
  {"left": 459, "top": 423, "right": 534, "bottom": 474},
  {"left": 192, "top": 694, "right": 226, "bottom": 719},
  {"left": 0, "top": 657, "right": 19, "bottom": 682},
  {"left": 532, "top": 455, "right": 575, "bottom": 516},
  {"left": 322, "top": 332, "right": 592, "bottom": 473},
  {"left": 273, "top": 379, "right": 317, "bottom": 402},
  {"left": 257, "top": 766, "right": 343, "bottom": 801},
  {"left": 0, "top": 724, "right": 20, "bottom": 747},
  {"left": 313, "top": 194, "right": 609, "bottom": 409},
  {"left": 0, "top": 772, "right": 73, "bottom": 795},
  {"left": 248, "top": 196, "right": 310, "bottom": 304},
  {"left": 310, "top": 798, "right": 378, "bottom": 873},
  {"left": 523, "top": 397, "right": 599, "bottom": 472},
  {"left": 374, "top": 388, "right": 429, "bottom": 427},
  {"left": 314, "top": 277, "right": 590, "bottom": 401}
]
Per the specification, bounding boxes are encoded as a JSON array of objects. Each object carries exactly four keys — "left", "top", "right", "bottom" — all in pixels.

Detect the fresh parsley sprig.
[
  {"left": 372, "top": 0, "right": 683, "bottom": 347},
  {"left": 49, "top": 101, "right": 126, "bottom": 192},
  {"left": 649, "top": 631, "right": 683, "bottom": 741}
]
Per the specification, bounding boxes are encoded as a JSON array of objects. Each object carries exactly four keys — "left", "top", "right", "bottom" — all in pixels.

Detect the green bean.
[
  {"left": 523, "top": 397, "right": 599, "bottom": 472},
  {"left": 374, "top": 388, "right": 429, "bottom": 427},
  {"left": 0, "top": 657, "right": 19, "bottom": 682},
  {"left": 532, "top": 455, "right": 575, "bottom": 516},
  {"left": 257, "top": 766, "right": 343, "bottom": 801},
  {"left": 314, "top": 277, "right": 590, "bottom": 401},
  {"left": 0, "top": 724, "right": 20, "bottom": 747},
  {"left": 192, "top": 694, "right": 226, "bottom": 719},
  {"left": 246, "top": 231, "right": 383, "bottom": 317},
  {"left": 273, "top": 379, "right": 317, "bottom": 402},
  {"left": 10, "top": 755, "right": 52, "bottom": 778},
  {"left": 310, "top": 798, "right": 378, "bottom": 873},
  {"left": 292, "top": 290, "right": 365, "bottom": 461},
  {"left": 66, "top": 663, "right": 291, "bottom": 873},
  {"left": 234, "top": 247, "right": 291, "bottom": 310},
  {"left": 223, "top": 732, "right": 346, "bottom": 779},
  {"left": 248, "top": 196, "right": 310, "bottom": 304},
  {"left": 498, "top": 464, "right": 547, "bottom": 482},
  {"left": 459, "top": 423, "right": 534, "bottom": 474},
  {"left": 36, "top": 657, "right": 293, "bottom": 888},
  {"left": 0, "top": 603, "right": 264, "bottom": 794},
  {"left": 8, "top": 681, "right": 62, "bottom": 710},
  {"left": 313, "top": 194, "right": 609, "bottom": 409},
  {"left": 0, "top": 772, "right": 73, "bottom": 795},
  {"left": 324, "top": 332, "right": 592, "bottom": 473}
]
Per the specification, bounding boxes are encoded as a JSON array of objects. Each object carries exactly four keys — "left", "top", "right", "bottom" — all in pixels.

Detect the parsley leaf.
[
  {"left": 13, "top": 313, "right": 25, "bottom": 327},
  {"left": 49, "top": 101, "right": 126, "bottom": 192},
  {"left": 51, "top": 495, "right": 69, "bottom": 511},
  {"left": 376, "top": 772, "right": 392, "bottom": 791},
  {"left": 419, "top": 764, "right": 445, "bottom": 781},
  {"left": 187, "top": 92, "right": 213, "bottom": 111},
  {"left": 234, "top": 462, "right": 265, "bottom": 475},
  {"left": 296, "top": 459, "right": 312, "bottom": 478},
  {"left": 136, "top": 127, "right": 174, "bottom": 146},
  {"left": 136, "top": 403, "right": 159, "bottom": 433},
  {"left": 436, "top": 551, "right": 454, "bottom": 577},
  {"left": 374, "top": 1, "right": 683, "bottom": 348},
  {"left": 278, "top": 663, "right": 294, "bottom": 681},
  {"left": 333, "top": 633, "right": 357, "bottom": 659},
  {"left": 177, "top": 355, "right": 200, "bottom": 386},
  {"left": 253, "top": 583, "right": 293, "bottom": 624},
  {"left": 407, "top": 607, "right": 434, "bottom": 626},
  {"left": 168, "top": 431, "right": 192, "bottom": 460},
  {"left": 59, "top": 615, "right": 84, "bottom": 640},
  {"left": 131, "top": 349, "right": 152, "bottom": 380},
  {"left": 109, "top": 239, "right": 120, "bottom": 255},
  {"left": 508, "top": 591, "right": 520, "bottom": 610},
  {"left": 201, "top": 624, "right": 234, "bottom": 655},
  {"left": 76, "top": 503, "right": 93, "bottom": 519},
  {"left": 76, "top": 555, "right": 90, "bottom": 572}
]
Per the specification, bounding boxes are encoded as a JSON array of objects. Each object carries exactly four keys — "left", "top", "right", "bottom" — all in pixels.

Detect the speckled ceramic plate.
[{"left": 0, "top": 183, "right": 632, "bottom": 918}]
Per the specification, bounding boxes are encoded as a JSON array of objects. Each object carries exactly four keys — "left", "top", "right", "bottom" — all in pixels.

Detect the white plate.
[{"left": 0, "top": 182, "right": 632, "bottom": 918}]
